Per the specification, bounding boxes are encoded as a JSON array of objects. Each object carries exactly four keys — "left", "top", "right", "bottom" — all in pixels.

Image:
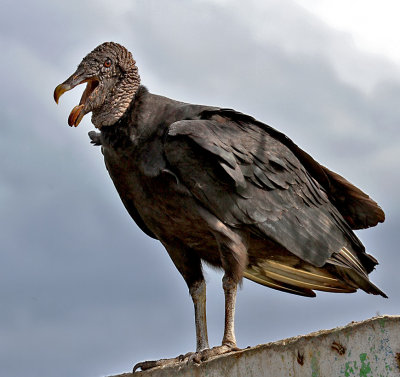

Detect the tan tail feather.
[
  {"left": 264, "top": 260, "right": 349, "bottom": 287},
  {"left": 245, "top": 258, "right": 357, "bottom": 295},
  {"left": 328, "top": 247, "right": 367, "bottom": 276},
  {"left": 243, "top": 269, "right": 316, "bottom": 297},
  {"left": 326, "top": 247, "right": 387, "bottom": 297}
]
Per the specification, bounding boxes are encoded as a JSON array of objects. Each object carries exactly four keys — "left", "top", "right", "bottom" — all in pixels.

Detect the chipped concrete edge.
[{"left": 108, "top": 315, "right": 400, "bottom": 377}]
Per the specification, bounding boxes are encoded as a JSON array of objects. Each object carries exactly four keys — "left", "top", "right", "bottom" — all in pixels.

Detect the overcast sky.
[{"left": 1, "top": 1, "right": 400, "bottom": 376}]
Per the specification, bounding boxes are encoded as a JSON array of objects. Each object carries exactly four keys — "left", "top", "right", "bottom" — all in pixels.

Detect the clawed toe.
[
  {"left": 132, "top": 356, "right": 181, "bottom": 373},
  {"left": 133, "top": 360, "right": 158, "bottom": 373},
  {"left": 132, "top": 346, "right": 240, "bottom": 373},
  {"left": 188, "top": 344, "right": 240, "bottom": 364},
  {"left": 132, "top": 351, "right": 197, "bottom": 373}
]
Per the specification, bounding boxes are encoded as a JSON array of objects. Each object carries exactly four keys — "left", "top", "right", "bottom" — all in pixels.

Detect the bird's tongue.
[{"left": 68, "top": 105, "right": 85, "bottom": 127}]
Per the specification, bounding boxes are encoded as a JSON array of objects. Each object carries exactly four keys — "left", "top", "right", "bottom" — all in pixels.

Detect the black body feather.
[{"left": 91, "top": 85, "right": 386, "bottom": 298}]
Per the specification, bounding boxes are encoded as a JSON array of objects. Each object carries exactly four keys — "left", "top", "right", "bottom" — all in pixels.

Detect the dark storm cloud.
[{"left": 1, "top": 1, "right": 399, "bottom": 377}]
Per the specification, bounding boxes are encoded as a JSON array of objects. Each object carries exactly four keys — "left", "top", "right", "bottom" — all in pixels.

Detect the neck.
[
  {"left": 99, "top": 86, "right": 149, "bottom": 150},
  {"left": 92, "top": 65, "right": 141, "bottom": 128}
]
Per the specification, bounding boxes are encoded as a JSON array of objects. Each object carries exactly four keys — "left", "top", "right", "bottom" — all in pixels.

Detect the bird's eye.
[{"left": 104, "top": 58, "right": 112, "bottom": 68}]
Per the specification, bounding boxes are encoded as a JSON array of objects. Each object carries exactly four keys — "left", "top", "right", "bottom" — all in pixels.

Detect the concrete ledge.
[{"left": 110, "top": 315, "right": 400, "bottom": 377}]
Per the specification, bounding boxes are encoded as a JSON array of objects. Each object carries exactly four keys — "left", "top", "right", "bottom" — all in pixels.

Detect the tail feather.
[
  {"left": 244, "top": 257, "right": 357, "bottom": 297},
  {"left": 336, "top": 267, "right": 388, "bottom": 298},
  {"left": 322, "top": 167, "right": 385, "bottom": 230},
  {"left": 245, "top": 248, "right": 387, "bottom": 298},
  {"left": 328, "top": 247, "right": 387, "bottom": 298},
  {"left": 328, "top": 247, "right": 367, "bottom": 276},
  {"left": 243, "top": 268, "right": 317, "bottom": 297}
]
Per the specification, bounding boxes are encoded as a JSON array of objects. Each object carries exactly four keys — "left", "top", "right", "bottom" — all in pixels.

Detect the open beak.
[
  {"left": 53, "top": 82, "right": 70, "bottom": 104},
  {"left": 54, "top": 69, "right": 99, "bottom": 127}
]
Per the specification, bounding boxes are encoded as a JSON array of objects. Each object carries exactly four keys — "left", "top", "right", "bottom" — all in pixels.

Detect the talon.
[
  {"left": 132, "top": 353, "right": 190, "bottom": 373},
  {"left": 132, "top": 360, "right": 160, "bottom": 373},
  {"left": 186, "top": 345, "right": 240, "bottom": 365},
  {"left": 178, "top": 351, "right": 192, "bottom": 361},
  {"left": 193, "top": 354, "right": 202, "bottom": 364}
]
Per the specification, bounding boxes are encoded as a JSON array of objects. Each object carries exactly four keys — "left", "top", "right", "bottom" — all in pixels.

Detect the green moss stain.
[
  {"left": 343, "top": 354, "right": 372, "bottom": 376},
  {"left": 344, "top": 361, "right": 356, "bottom": 376},
  {"left": 378, "top": 317, "right": 387, "bottom": 333},
  {"left": 359, "top": 353, "right": 371, "bottom": 376},
  {"left": 311, "top": 354, "right": 320, "bottom": 377}
]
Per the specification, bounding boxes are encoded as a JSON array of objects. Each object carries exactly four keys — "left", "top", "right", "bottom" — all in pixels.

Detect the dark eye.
[{"left": 104, "top": 58, "right": 112, "bottom": 68}]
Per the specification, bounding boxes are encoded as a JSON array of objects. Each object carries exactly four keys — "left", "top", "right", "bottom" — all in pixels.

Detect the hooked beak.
[
  {"left": 54, "top": 81, "right": 72, "bottom": 105},
  {"left": 54, "top": 70, "right": 85, "bottom": 104},
  {"left": 54, "top": 69, "right": 99, "bottom": 127}
]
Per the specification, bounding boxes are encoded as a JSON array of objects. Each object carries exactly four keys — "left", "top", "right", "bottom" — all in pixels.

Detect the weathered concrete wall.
[{"left": 110, "top": 315, "right": 400, "bottom": 377}]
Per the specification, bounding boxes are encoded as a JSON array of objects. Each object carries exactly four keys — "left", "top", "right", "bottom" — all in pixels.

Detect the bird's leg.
[
  {"left": 133, "top": 280, "right": 209, "bottom": 373},
  {"left": 189, "top": 274, "right": 240, "bottom": 364},
  {"left": 221, "top": 274, "right": 238, "bottom": 348},
  {"left": 188, "top": 226, "right": 246, "bottom": 364},
  {"left": 133, "top": 249, "right": 207, "bottom": 373},
  {"left": 190, "top": 280, "right": 209, "bottom": 351}
]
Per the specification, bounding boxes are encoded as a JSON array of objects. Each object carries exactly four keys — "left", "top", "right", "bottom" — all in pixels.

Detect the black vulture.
[{"left": 54, "top": 42, "right": 386, "bottom": 371}]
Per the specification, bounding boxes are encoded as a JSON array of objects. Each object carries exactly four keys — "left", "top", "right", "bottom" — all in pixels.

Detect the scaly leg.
[
  {"left": 221, "top": 274, "right": 237, "bottom": 348},
  {"left": 190, "top": 280, "right": 209, "bottom": 351},
  {"left": 133, "top": 245, "right": 207, "bottom": 373},
  {"left": 190, "top": 274, "right": 240, "bottom": 363}
]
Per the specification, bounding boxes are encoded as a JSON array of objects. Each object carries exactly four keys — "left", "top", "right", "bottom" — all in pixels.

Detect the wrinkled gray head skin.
[{"left": 54, "top": 42, "right": 140, "bottom": 128}]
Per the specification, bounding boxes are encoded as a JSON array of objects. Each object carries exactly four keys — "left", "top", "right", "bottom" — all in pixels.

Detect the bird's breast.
[{"left": 103, "top": 144, "right": 221, "bottom": 263}]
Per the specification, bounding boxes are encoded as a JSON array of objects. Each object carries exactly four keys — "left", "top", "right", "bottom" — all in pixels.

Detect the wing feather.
[{"left": 164, "top": 114, "right": 366, "bottom": 268}]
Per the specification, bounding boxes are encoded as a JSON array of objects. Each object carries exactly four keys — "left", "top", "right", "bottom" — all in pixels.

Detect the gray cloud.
[{"left": 1, "top": 1, "right": 399, "bottom": 376}]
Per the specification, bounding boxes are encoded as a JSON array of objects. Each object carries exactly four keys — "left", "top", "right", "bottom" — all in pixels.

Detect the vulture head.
[{"left": 54, "top": 42, "right": 140, "bottom": 128}]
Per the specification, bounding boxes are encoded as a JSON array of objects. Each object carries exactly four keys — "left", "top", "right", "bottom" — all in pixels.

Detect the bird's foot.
[
  {"left": 188, "top": 344, "right": 241, "bottom": 364},
  {"left": 132, "top": 345, "right": 240, "bottom": 373},
  {"left": 132, "top": 352, "right": 192, "bottom": 373}
]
